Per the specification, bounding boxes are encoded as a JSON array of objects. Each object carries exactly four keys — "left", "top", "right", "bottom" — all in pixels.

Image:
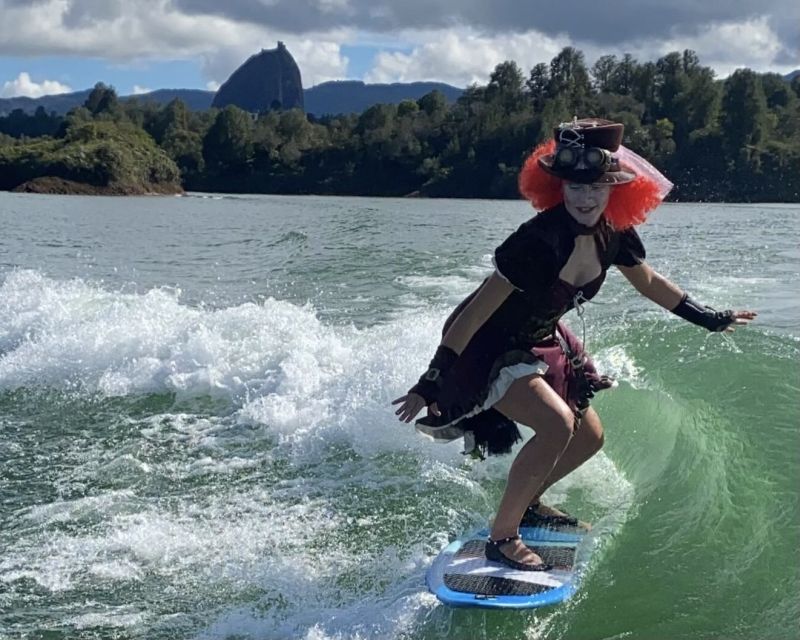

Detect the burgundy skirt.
[{"left": 415, "top": 321, "right": 597, "bottom": 458}]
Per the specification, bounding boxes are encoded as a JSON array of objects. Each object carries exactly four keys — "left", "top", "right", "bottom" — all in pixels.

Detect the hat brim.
[{"left": 538, "top": 155, "right": 636, "bottom": 185}]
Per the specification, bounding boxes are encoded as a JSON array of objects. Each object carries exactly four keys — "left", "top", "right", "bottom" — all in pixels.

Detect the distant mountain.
[
  {"left": 126, "top": 89, "right": 216, "bottom": 111},
  {"left": 786, "top": 70, "right": 800, "bottom": 81},
  {"left": 0, "top": 81, "right": 463, "bottom": 118},
  {"left": 213, "top": 42, "right": 304, "bottom": 112},
  {"left": 0, "top": 89, "right": 93, "bottom": 116},
  {"left": 304, "top": 80, "right": 462, "bottom": 116},
  {"left": 0, "top": 88, "right": 212, "bottom": 116}
]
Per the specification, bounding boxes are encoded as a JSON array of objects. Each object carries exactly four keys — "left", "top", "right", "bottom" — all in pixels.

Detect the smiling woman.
[
  {"left": 394, "top": 117, "right": 757, "bottom": 573},
  {"left": 561, "top": 183, "right": 612, "bottom": 227}
]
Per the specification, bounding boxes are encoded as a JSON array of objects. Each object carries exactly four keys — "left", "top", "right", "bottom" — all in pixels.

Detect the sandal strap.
[
  {"left": 523, "top": 504, "right": 578, "bottom": 526},
  {"left": 486, "top": 534, "right": 520, "bottom": 547},
  {"left": 484, "top": 535, "right": 553, "bottom": 572}
]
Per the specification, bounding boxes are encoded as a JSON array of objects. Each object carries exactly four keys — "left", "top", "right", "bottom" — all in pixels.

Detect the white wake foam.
[{"left": 0, "top": 269, "right": 636, "bottom": 639}]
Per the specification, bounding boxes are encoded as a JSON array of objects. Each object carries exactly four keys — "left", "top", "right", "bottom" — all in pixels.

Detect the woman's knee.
[
  {"left": 529, "top": 377, "right": 575, "bottom": 435},
  {"left": 580, "top": 409, "right": 605, "bottom": 453},
  {"left": 589, "top": 426, "right": 605, "bottom": 453},
  {"left": 554, "top": 414, "right": 577, "bottom": 448},
  {"left": 497, "top": 375, "right": 575, "bottom": 444}
]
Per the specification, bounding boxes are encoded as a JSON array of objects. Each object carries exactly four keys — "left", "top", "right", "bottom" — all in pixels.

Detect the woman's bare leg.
[
  {"left": 529, "top": 407, "right": 605, "bottom": 510},
  {"left": 487, "top": 375, "right": 575, "bottom": 566}
]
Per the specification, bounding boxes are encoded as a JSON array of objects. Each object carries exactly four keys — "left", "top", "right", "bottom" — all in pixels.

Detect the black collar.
[{"left": 556, "top": 203, "right": 604, "bottom": 237}]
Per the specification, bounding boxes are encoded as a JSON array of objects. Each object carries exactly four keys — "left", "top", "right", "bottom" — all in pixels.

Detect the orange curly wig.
[{"left": 518, "top": 140, "right": 664, "bottom": 230}]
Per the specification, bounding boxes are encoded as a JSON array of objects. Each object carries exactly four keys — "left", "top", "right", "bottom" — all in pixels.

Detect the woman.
[{"left": 392, "top": 118, "right": 756, "bottom": 571}]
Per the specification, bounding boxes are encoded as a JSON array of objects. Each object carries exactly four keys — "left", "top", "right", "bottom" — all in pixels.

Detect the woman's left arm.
[{"left": 617, "top": 261, "right": 757, "bottom": 332}]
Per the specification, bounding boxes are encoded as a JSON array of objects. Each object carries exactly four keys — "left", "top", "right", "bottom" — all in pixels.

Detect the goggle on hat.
[{"left": 538, "top": 118, "right": 636, "bottom": 185}]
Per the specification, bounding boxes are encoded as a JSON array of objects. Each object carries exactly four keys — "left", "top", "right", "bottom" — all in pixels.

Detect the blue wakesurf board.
[{"left": 426, "top": 524, "right": 589, "bottom": 609}]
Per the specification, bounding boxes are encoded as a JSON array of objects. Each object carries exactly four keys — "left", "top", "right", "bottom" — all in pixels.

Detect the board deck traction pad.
[{"left": 427, "top": 525, "right": 587, "bottom": 609}]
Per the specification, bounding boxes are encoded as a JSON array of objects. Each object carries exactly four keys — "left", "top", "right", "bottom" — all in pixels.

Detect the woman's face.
[{"left": 562, "top": 181, "right": 612, "bottom": 227}]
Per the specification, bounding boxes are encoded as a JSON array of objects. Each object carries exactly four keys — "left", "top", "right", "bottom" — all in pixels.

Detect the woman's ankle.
[{"left": 489, "top": 525, "right": 519, "bottom": 542}]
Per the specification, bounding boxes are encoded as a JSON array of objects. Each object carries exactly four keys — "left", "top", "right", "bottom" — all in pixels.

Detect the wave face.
[{"left": 0, "top": 194, "right": 798, "bottom": 639}]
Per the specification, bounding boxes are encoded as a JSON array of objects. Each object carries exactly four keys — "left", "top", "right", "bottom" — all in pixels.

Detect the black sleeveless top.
[{"left": 480, "top": 204, "right": 646, "bottom": 349}]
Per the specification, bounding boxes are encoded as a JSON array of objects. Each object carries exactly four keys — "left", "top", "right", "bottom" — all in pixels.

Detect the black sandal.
[
  {"left": 484, "top": 535, "right": 552, "bottom": 572},
  {"left": 521, "top": 504, "right": 579, "bottom": 528}
]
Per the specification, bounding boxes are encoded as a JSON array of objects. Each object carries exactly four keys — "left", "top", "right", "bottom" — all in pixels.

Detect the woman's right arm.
[
  {"left": 393, "top": 271, "right": 515, "bottom": 422},
  {"left": 441, "top": 272, "right": 516, "bottom": 354}
]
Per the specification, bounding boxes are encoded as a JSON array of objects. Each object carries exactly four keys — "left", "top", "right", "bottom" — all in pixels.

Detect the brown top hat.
[{"left": 538, "top": 118, "right": 636, "bottom": 184}]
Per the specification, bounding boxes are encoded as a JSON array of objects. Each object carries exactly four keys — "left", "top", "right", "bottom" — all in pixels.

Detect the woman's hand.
[
  {"left": 724, "top": 310, "right": 758, "bottom": 332},
  {"left": 392, "top": 393, "right": 441, "bottom": 423},
  {"left": 391, "top": 274, "right": 513, "bottom": 426}
]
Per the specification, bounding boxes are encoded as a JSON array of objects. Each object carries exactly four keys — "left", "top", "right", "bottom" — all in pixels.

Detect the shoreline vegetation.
[{"left": 1, "top": 48, "right": 798, "bottom": 202}]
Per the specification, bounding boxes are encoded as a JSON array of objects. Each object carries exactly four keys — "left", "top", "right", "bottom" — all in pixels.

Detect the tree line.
[{"left": 1, "top": 47, "right": 798, "bottom": 201}]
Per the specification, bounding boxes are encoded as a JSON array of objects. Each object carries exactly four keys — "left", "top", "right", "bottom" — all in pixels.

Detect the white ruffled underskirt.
[{"left": 415, "top": 359, "right": 549, "bottom": 443}]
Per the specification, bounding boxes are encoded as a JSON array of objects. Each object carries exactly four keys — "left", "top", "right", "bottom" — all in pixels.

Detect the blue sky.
[
  {"left": 0, "top": 0, "right": 797, "bottom": 98},
  {"left": 0, "top": 44, "right": 409, "bottom": 97},
  {"left": 0, "top": 56, "right": 207, "bottom": 96}
]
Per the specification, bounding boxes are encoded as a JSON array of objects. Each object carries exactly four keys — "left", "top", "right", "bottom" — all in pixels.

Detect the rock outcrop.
[
  {"left": 212, "top": 42, "right": 304, "bottom": 113},
  {"left": 11, "top": 176, "right": 182, "bottom": 195},
  {"left": 0, "top": 121, "right": 183, "bottom": 196}
]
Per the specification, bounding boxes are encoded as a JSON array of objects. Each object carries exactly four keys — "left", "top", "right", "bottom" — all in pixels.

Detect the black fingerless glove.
[
  {"left": 574, "top": 372, "right": 616, "bottom": 412},
  {"left": 574, "top": 373, "right": 595, "bottom": 412},
  {"left": 671, "top": 294, "right": 734, "bottom": 332},
  {"left": 409, "top": 346, "right": 458, "bottom": 406}
]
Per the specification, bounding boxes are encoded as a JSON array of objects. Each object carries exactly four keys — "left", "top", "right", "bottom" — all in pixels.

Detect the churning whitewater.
[{"left": 1, "top": 194, "right": 797, "bottom": 640}]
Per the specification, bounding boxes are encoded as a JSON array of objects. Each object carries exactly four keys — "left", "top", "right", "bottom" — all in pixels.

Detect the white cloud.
[
  {"left": 316, "top": 0, "right": 351, "bottom": 13},
  {"left": 164, "top": 0, "right": 798, "bottom": 55},
  {"left": 0, "top": 1, "right": 794, "bottom": 93},
  {"left": 198, "top": 37, "right": 349, "bottom": 89},
  {"left": 654, "top": 17, "right": 789, "bottom": 78},
  {"left": 289, "top": 39, "right": 350, "bottom": 86},
  {"left": 567, "top": 17, "right": 795, "bottom": 80},
  {"left": 362, "top": 18, "right": 797, "bottom": 87},
  {"left": 206, "top": 80, "right": 221, "bottom": 91},
  {"left": 0, "top": 0, "right": 349, "bottom": 89},
  {"left": 131, "top": 84, "right": 151, "bottom": 95},
  {"left": 364, "top": 28, "right": 568, "bottom": 86},
  {"left": 0, "top": 72, "right": 72, "bottom": 98}
]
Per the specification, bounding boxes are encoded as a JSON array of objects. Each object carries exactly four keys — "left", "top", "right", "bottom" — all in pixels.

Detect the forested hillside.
[{"left": 1, "top": 48, "right": 798, "bottom": 201}]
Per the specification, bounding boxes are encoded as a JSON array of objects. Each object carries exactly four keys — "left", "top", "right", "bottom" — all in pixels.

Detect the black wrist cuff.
[
  {"left": 671, "top": 294, "right": 734, "bottom": 332},
  {"left": 426, "top": 346, "right": 458, "bottom": 378},
  {"left": 410, "top": 346, "right": 459, "bottom": 405}
]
